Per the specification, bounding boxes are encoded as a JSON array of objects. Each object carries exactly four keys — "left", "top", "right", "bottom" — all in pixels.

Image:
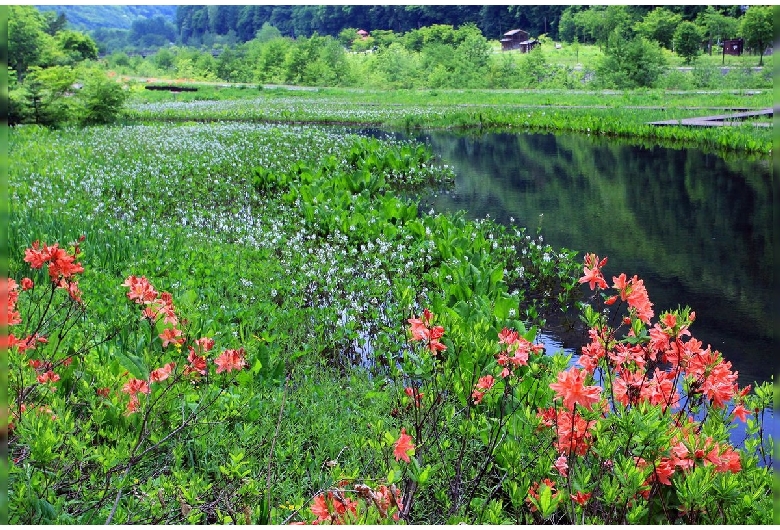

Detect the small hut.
[
  {"left": 722, "top": 38, "right": 743, "bottom": 56},
  {"left": 517, "top": 39, "right": 539, "bottom": 53},
  {"left": 356, "top": 29, "right": 369, "bottom": 40}
]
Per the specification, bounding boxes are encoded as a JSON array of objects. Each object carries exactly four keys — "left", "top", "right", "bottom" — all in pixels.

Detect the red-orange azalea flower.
[
  {"left": 472, "top": 374, "right": 495, "bottom": 404},
  {"left": 571, "top": 491, "right": 592, "bottom": 505},
  {"left": 186, "top": 349, "right": 208, "bottom": 375},
  {"left": 122, "top": 378, "right": 150, "bottom": 396},
  {"left": 150, "top": 362, "right": 176, "bottom": 383},
  {"left": 404, "top": 386, "right": 424, "bottom": 408},
  {"left": 579, "top": 253, "right": 608, "bottom": 290},
  {"left": 214, "top": 348, "right": 246, "bottom": 373},
  {"left": 393, "top": 428, "right": 415, "bottom": 463},
  {"left": 159, "top": 327, "right": 184, "bottom": 348},
  {"left": 310, "top": 491, "right": 358, "bottom": 524},
  {"left": 549, "top": 368, "right": 602, "bottom": 411}
]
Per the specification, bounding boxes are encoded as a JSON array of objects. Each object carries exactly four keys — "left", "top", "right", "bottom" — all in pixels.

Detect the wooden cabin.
[{"left": 500, "top": 29, "right": 539, "bottom": 53}]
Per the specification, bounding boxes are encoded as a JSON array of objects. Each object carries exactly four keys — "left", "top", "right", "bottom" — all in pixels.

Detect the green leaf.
[
  {"left": 114, "top": 348, "right": 148, "bottom": 380},
  {"left": 539, "top": 484, "right": 552, "bottom": 514},
  {"left": 418, "top": 465, "right": 431, "bottom": 485}
]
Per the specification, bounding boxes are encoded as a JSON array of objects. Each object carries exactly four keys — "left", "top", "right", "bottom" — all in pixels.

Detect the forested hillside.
[
  {"left": 174, "top": 5, "right": 741, "bottom": 44},
  {"left": 175, "top": 5, "right": 565, "bottom": 43},
  {"left": 35, "top": 5, "right": 177, "bottom": 30}
]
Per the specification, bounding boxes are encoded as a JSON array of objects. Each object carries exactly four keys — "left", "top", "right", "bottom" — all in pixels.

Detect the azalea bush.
[
  {"left": 347, "top": 254, "right": 772, "bottom": 524},
  {"left": 6, "top": 238, "right": 280, "bottom": 524}
]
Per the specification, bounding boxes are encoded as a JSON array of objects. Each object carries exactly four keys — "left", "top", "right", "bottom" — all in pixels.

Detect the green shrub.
[
  {"left": 673, "top": 21, "right": 704, "bottom": 65},
  {"left": 75, "top": 68, "right": 129, "bottom": 125},
  {"left": 596, "top": 31, "right": 666, "bottom": 89}
]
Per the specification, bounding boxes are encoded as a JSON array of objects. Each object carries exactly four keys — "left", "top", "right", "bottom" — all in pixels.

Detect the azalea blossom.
[
  {"left": 36, "top": 371, "right": 60, "bottom": 384},
  {"left": 554, "top": 454, "right": 568, "bottom": 477},
  {"left": 122, "top": 378, "right": 151, "bottom": 396},
  {"left": 193, "top": 336, "right": 215, "bottom": 353},
  {"left": 122, "top": 275, "right": 158, "bottom": 304},
  {"left": 23, "top": 242, "right": 85, "bottom": 285},
  {"left": 310, "top": 491, "right": 358, "bottom": 524},
  {"left": 498, "top": 327, "right": 519, "bottom": 345},
  {"left": 527, "top": 479, "right": 559, "bottom": 512},
  {"left": 23, "top": 241, "right": 49, "bottom": 269},
  {"left": 549, "top": 368, "right": 602, "bottom": 412},
  {"left": 66, "top": 280, "right": 82, "bottom": 303},
  {"left": 496, "top": 329, "right": 541, "bottom": 378},
  {"left": 571, "top": 491, "right": 592, "bottom": 505},
  {"left": 552, "top": 409, "right": 594, "bottom": 456},
  {"left": 404, "top": 386, "right": 424, "bottom": 408},
  {"left": 393, "top": 427, "right": 415, "bottom": 463},
  {"left": 358, "top": 484, "right": 403, "bottom": 520},
  {"left": 29, "top": 242, "right": 71, "bottom": 272},
  {"left": 214, "top": 348, "right": 246, "bottom": 373},
  {"left": 15, "top": 334, "right": 49, "bottom": 354},
  {"left": 4, "top": 278, "right": 22, "bottom": 326},
  {"left": 407, "top": 309, "right": 447, "bottom": 355},
  {"left": 651, "top": 458, "right": 675, "bottom": 486},
  {"left": 471, "top": 374, "right": 495, "bottom": 404},
  {"left": 150, "top": 362, "right": 176, "bottom": 383},
  {"left": 126, "top": 394, "right": 141, "bottom": 414},
  {"left": 186, "top": 349, "right": 208, "bottom": 375},
  {"left": 731, "top": 403, "right": 750, "bottom": 422},
  {"left": 159, "top": 327, "right": 184, "bottom": 348},
  {"left": 579, "top": 253, "right": 608, "bottom": 290}
]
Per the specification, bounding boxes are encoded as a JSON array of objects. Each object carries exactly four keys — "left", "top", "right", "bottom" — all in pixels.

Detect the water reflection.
[{"left": 411, "top": 131, "right": 773, "bottom": 386}]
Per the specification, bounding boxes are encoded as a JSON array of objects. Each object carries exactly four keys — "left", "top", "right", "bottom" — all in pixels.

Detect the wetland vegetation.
[{"left": 6, "top": 4, "right": 774, "bottom": 525}]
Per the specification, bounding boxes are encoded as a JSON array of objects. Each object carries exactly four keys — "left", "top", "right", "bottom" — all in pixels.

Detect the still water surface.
[{"left": 376, "top": 130, "right": 773, "bottom": 386}]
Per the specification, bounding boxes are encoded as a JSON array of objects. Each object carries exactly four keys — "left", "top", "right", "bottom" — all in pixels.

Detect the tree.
[
  {"left": 129, "top": 16, "right": 177, "bottom": 48},
  {"left": 673, "top": 21, "right": 703, "bottom": 64},
  {"left": 558, "top": 7, "right": 583, "bottom": 44},
  {"left": 255, "top": 22, "right": 282, "bottom": 43},
  {"left": 739, "top": 6, "right": 773, "bottom": 66},
  {"left": 8, "top": 5, "right": 48, "bottom": 80},
  {"left": 56, "top": 30, "right": 99, "bottom": 64},
  {"left": 575, "top": 6, "right": 636, "bottom": 50},
  {"left": 368, "top": 30, "right": 398, "bottom": 50},
  {"left": 373, "top": 42, "right": 420, "bottom": 88},
  {"left": 596, "top": 30, "right": 666, "bottom": 88},
  {"left": 254, "top": 37, "right": 290, "bottom": 83},
  {"left": 41, "top": 10, "right": 68, "bottom": 36},
  {"left": 23, "top": 65, "right": 77, "bottom": 126},
  {"left": 518, "top": 46, "right": 551, "bottom": 87},
  {"left": 152, "top": 47, "right": 175, "bottom": 71},
  {"left": 338, "top": 27, "right": 359, "bottom": 48},
  {"left": 696, "top": 6, "right": 739, "bottom": 55},
  {"left": 453, "top": 29, "right": 492, "bottom": 88},
  {"left": 634, "top": 7, "right": 681, "bottom": 49}
]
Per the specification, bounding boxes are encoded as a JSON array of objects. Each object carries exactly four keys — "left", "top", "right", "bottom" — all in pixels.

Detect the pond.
[{"left": 370, "top": 129, "right": 774, "bottom": 387}]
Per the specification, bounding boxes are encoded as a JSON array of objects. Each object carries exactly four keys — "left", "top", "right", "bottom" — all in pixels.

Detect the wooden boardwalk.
[{"left": 649, "top": 108, "right": 773, "bottom": 128}]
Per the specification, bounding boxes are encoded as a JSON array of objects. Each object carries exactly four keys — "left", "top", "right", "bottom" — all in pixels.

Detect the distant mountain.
[{"left": 35, "top": 5, "right": 178, "bottom": 31}]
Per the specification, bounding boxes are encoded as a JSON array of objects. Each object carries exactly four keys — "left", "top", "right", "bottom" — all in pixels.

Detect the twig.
[{"left": 265, "top": 375, "right": 289, "bottom": 522}]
